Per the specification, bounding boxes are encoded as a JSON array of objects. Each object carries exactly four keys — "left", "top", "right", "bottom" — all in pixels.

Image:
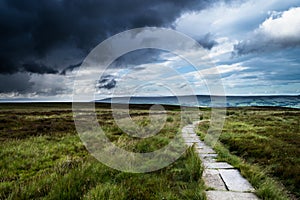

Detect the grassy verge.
[
  {"left": 196, "top": 107, "right": 300, "bottom": 200},
  {"left": 0, "top": 104, "right": 206, "bottom": 200}
]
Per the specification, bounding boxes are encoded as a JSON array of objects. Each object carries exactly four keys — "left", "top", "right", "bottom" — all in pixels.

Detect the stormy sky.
[{"left": 0, "top": 0, "right": 299, "bottom": 100}]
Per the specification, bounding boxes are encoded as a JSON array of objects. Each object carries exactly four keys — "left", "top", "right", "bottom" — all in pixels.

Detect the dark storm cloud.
[
  {"left": 61, "top": 49, "right": 167, "bottom": 74},
  {"left": 97, "top": 75, "right": 117, "bottom": 90},
  {"left": 233, "top": 36, "right": 300, "bottom": 56},
  {"left": 60, "top": 62, "right": 82, "bottom": 75},
  {"left": 0, "top": 0, "right": 216, "bottom": 75},
  {"left": 197, "top": 33, "right": 218, "bottom": 50},
  {"left": 0, "top": 73, "right": 32, "bottom": 93},
  {"left": 23, "top": 62, "right": 59, "bottom": 74},
  {"left": 112, "top": 49, "right": 168, "bottom": 69}
]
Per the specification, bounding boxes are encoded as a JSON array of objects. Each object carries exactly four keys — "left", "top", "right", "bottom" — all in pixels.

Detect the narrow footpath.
[{"left": 182, "top": 121, "right": 260, "bottom": 200}]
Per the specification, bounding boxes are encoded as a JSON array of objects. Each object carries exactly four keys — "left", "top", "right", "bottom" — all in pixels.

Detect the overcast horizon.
[{"left": 1, "top": 0, "right": 300, "bottom": 101}]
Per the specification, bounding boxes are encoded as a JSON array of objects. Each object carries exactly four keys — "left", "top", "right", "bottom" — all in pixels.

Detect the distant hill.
[{"left": 96, "top": 95, "right": 300, "bottom": 109}]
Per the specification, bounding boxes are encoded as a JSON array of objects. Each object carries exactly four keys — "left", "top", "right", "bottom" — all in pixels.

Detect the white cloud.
[
  {"left": 174, "top": 0, "right": 299, "bottom": 39},
  {"left": 234, "top": 6, "right": 300, "bottom": 55},
  {"left": 176, "top": 0, "right": 300, "bottom": 58},
  {"left": 258, "top": 7, "right": 300, "bottom": 40}
]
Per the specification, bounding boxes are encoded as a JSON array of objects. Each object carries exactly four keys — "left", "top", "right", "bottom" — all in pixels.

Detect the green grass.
[
  {"left": 0, "top": 103, "right": 206, "bottom": 200},
  {"left": 1, "top": 104, "right": 299, "bottom": 199},
  {"left": 197, "top": 107, "right": 300, "bottom": 200}
]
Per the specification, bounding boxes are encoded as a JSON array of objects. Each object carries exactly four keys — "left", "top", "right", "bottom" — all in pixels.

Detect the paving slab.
[
  {"left": 184, "top": 139, "right": 200, "bottom": 143},
  {"left": 183, "top": 141, "right": 199, "bottom": 144},
  {"left": 184, "top": 136, "right": 199, "bottom": 139},
  {"left": 206, "top": 191, "right": 259, "bottom": 200},
  {"left": 204, "top": 162, "right": 234, "bottom": 169},
  {"left": 183, "top": 127, "right": 194, "bottom": 132},
  {"left": 183, "top": 138, "right": 199, "bottom": 142},
  {"left": 219, "top": 169, "right": 255, "bottom": 192},
  {"left": 185, "top": 142, "right": 195, "bottom": 146},
  {"left": 199, "top": 153, "right": 218, "bottom": 158},
  {"left": 196, "top": 144, "right": 211, "bottom": 149},
  {"left": 182, "top": 136, "right": 198, "bottom": 139},
  {"left": 183, "top": 133, "right": 197, "bottom": 136},
  {"left": 194, "top": 143, "right": 207, "bottom": 148},
  {"left": 183, "top": 136, "right": 198, "bottom": 139},
  {"left": 196, "top": 147, "right": 216, "bottom": 154},
  {"left": 181, "top": 121, "right": 259, "bottom": 199},
  {"left": 184, "top": 125, "right": 194, "bottom": 128},
  {"left": 203, "top": 169, "right": 227, "bottom": 190},
  {"left": 202, "top": 157, "right": 217, "bottom": 163}
]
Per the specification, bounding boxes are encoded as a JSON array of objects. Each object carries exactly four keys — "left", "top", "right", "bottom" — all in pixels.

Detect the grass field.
[
  {"left": 0, "top": 104, "right": 299, "bottom": 199},
  {"left": 197, "top": 107, "right": 300, "bottom": 199},
  {"left": 0, "top": 103, "right": 205, "bottom": 200}
]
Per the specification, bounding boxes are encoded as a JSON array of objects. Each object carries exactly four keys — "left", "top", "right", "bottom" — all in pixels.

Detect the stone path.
[{"left": 182, "top": 121, "right": 260, "bottom": 200}]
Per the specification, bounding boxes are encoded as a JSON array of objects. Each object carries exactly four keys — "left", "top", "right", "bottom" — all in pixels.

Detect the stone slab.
[
  {"left": 182, "top": 127, "right": 194, "bottom": 132},
  {"left": 202, "top": 157, "right": 217, "bottom": 163},
  {"left": 219, "top": 169, "right": 255, "bottom": 192},
  {"left": 183, "top": 138, "right": 198, "bottom": 141},
  {"left": 184, "top": 139, "right": 200, "bottom": 143},
  {"left": 195, "top": 144, "right": 209, "bottom": 147},
  {"left": 196, "top": 147, "right": 216, "bottom": 154},
  {"left": 182, "top": 133, "right": 197, "bottom": 136},
  {"left": 203, "top": 169, "right": 227, "bottom": 190},
  {"left": 193, "top": 121, "right": 201, "bottom": 125},
  {"left": 204, "top": 162, "right": 234, "bottom": 169},
  {"left": 181, "top": 121, "right": 258, "bottom": 199},
  {"left": 199, "top": 153, "right": 218, "bottom": 158},
  {"left": 185, "top": 142, "right": 195, "bottom": 146},
  {"left": 206, "top": 191, "right": 259, "bottom": 200},
  {"left": 183, "top": 136, "right": 198, "bottom": 139},
  {"left": 195, "top": 142, "right": 207, "bottom": 147},
  {"left": 182, "top": 136, "right": 198, "bottom": 139},
  {"left": 197, "top": 143, "right": 208, "bottom": 147},
  {"left": 184, "top": 125, "right": 194, "bottom": 129},
  {"left": 183, "top": 139, "right": 199, "bottom": 142}
]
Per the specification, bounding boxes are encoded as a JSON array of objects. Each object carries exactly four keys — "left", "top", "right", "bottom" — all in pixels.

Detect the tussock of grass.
[
  {"left": 197, "top": 108, "right": 300, "bottom": 199},
  {"left": 1, "top": 144, "right": 206, "bottom": 199},
  {"left": 213, "top": 143, "right": 290, "bottom": 200},
  {"left": 198, "top": 129, "right": 291, "bottom": 199},
  {"left": 0, "top": 104, "right": 206, "bottom": 200}
]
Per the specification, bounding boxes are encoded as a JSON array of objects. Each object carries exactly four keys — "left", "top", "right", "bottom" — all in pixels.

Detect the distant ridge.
[{"left": 96, "top": 95, "right": 300, "bottom": 109}]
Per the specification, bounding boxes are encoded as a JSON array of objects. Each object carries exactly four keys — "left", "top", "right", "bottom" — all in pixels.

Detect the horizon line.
[{"left": 0, "top": 93, "right": 299, "bottom": 103}]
